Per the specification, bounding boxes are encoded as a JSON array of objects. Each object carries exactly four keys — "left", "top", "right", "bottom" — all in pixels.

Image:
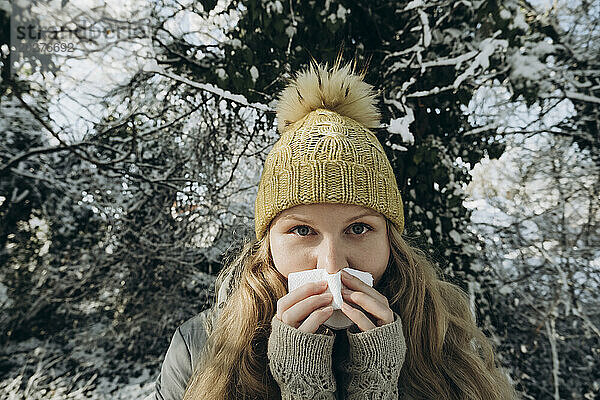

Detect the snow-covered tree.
[
  {"left": 2, "top": 0, "right": 598, "bottom": 397},
  {"left": 466, "top": 132, "right": 600, "bottom": 398},
  {"left": 462, "top": 1, "right": 600, "bottom": 397}
]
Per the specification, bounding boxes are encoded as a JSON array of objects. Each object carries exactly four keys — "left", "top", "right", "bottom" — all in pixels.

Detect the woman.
[{"left": 149, "top": 56, "right": 517, "bottom": 400}]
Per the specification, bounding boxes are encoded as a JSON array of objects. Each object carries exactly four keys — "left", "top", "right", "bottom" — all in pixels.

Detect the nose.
[{"left": 315, "top": 236, "right": 348, "bottom": 275}]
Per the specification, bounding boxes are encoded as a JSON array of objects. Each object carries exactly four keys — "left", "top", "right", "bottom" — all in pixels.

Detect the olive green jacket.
[{"left": 148, "top": 305, "right": 407, "bottom": 400}]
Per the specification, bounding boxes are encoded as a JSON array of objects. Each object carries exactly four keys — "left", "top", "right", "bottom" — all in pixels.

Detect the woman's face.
[{"left": 269, "top": 203, "right": 390, "bottom": 285}]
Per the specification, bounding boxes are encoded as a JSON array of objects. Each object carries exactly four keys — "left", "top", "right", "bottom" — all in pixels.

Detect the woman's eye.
[
  {"left": 349, "top": 223, "right": 372, "bottom": 235},
  {"left": 291, "top": 225, "right": 312, "bottom": 236},
  {"left": 289, "top": 223, "right": 372, "bottom": 236}
]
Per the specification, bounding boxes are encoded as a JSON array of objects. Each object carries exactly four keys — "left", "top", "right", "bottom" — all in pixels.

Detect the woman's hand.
[
  {"left": 276, "top": 281, "right": 335, "bottom": 334},
  {"left": 340, "top": 269, "right": 394, "bottom": 331}
]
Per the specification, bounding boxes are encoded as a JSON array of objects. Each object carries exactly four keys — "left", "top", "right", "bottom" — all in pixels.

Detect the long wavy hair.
[{"left": 183, "top": 219, "right": 517, "bottom": 400}]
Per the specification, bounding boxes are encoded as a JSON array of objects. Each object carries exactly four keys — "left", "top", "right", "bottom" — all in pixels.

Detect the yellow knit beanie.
[{"left": 254, "top": 58, "right": 404, "bottom": 240}]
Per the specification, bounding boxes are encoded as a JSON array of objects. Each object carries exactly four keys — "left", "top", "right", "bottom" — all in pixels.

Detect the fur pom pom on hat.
[
  {"left": 254, "top": 57, "right": 404, "bottom": 239},
  {"left": 276, "top": 59, "right": 381, "bottom": 134}
]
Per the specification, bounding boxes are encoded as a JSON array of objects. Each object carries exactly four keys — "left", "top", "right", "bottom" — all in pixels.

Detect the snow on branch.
[
  {"left": 387, "top": 106, "right": 415, "bottom": 145},
  {"left": 405, "top": 85, "right": 454, "bottom": 98},
  {"left": 453, "top": 35, "right": 508, "bottom": 89},
  {"left": 143, "top": 60, "right": 273, "bottom": 113},
  {"left": 420, "top": 50, "right": 478, "bottom": 69},
  {"left": 404, "top": 0, "right": 425, "bottom": 11},
  {"left": 564, "top": 91, "right": 600, "bottom": 105}
]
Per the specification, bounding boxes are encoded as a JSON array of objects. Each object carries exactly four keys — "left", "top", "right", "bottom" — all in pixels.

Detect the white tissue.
[{"left": 287, "top": 267, "right": 374, "bottom": 329}]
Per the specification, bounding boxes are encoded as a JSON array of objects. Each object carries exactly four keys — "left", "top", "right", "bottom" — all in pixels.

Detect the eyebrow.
[{"left": 281, "top": 210, "right": 381, "bottom": 224}]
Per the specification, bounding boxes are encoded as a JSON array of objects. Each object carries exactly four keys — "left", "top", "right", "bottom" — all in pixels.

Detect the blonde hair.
[{"left": 183, "top": 219, "right": 517, "bottom": 400}]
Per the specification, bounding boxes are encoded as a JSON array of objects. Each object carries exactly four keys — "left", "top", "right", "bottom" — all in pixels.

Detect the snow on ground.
[
  {"left": 0, "top": 329, "right": 159, "bottom": 399},
  {"left": 1, "top": 270, "right": 216, "bottom": 399}
]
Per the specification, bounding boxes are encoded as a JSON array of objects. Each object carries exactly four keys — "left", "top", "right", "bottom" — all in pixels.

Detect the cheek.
[
  {"left": 269, "top": 235, "right": 303, "bottom": 278},
  {"left": 269, "top": 237, "right": 284, "bottom": 270},
  {"left": 366, "top": 239, "right": 390, "bottom": 284}
]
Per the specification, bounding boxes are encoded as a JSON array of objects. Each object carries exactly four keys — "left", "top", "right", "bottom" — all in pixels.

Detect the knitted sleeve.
[
  {"left": 340, "top": 311, "right": 407, "bottom": 400},
  {"left": 267, "top": 315, "right": 337, "bottom": 400}
]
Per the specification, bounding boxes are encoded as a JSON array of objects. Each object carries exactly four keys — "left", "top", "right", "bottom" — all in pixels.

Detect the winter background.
[{"left": 1, "top": 0, "right": 599, "bottom": 399}]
